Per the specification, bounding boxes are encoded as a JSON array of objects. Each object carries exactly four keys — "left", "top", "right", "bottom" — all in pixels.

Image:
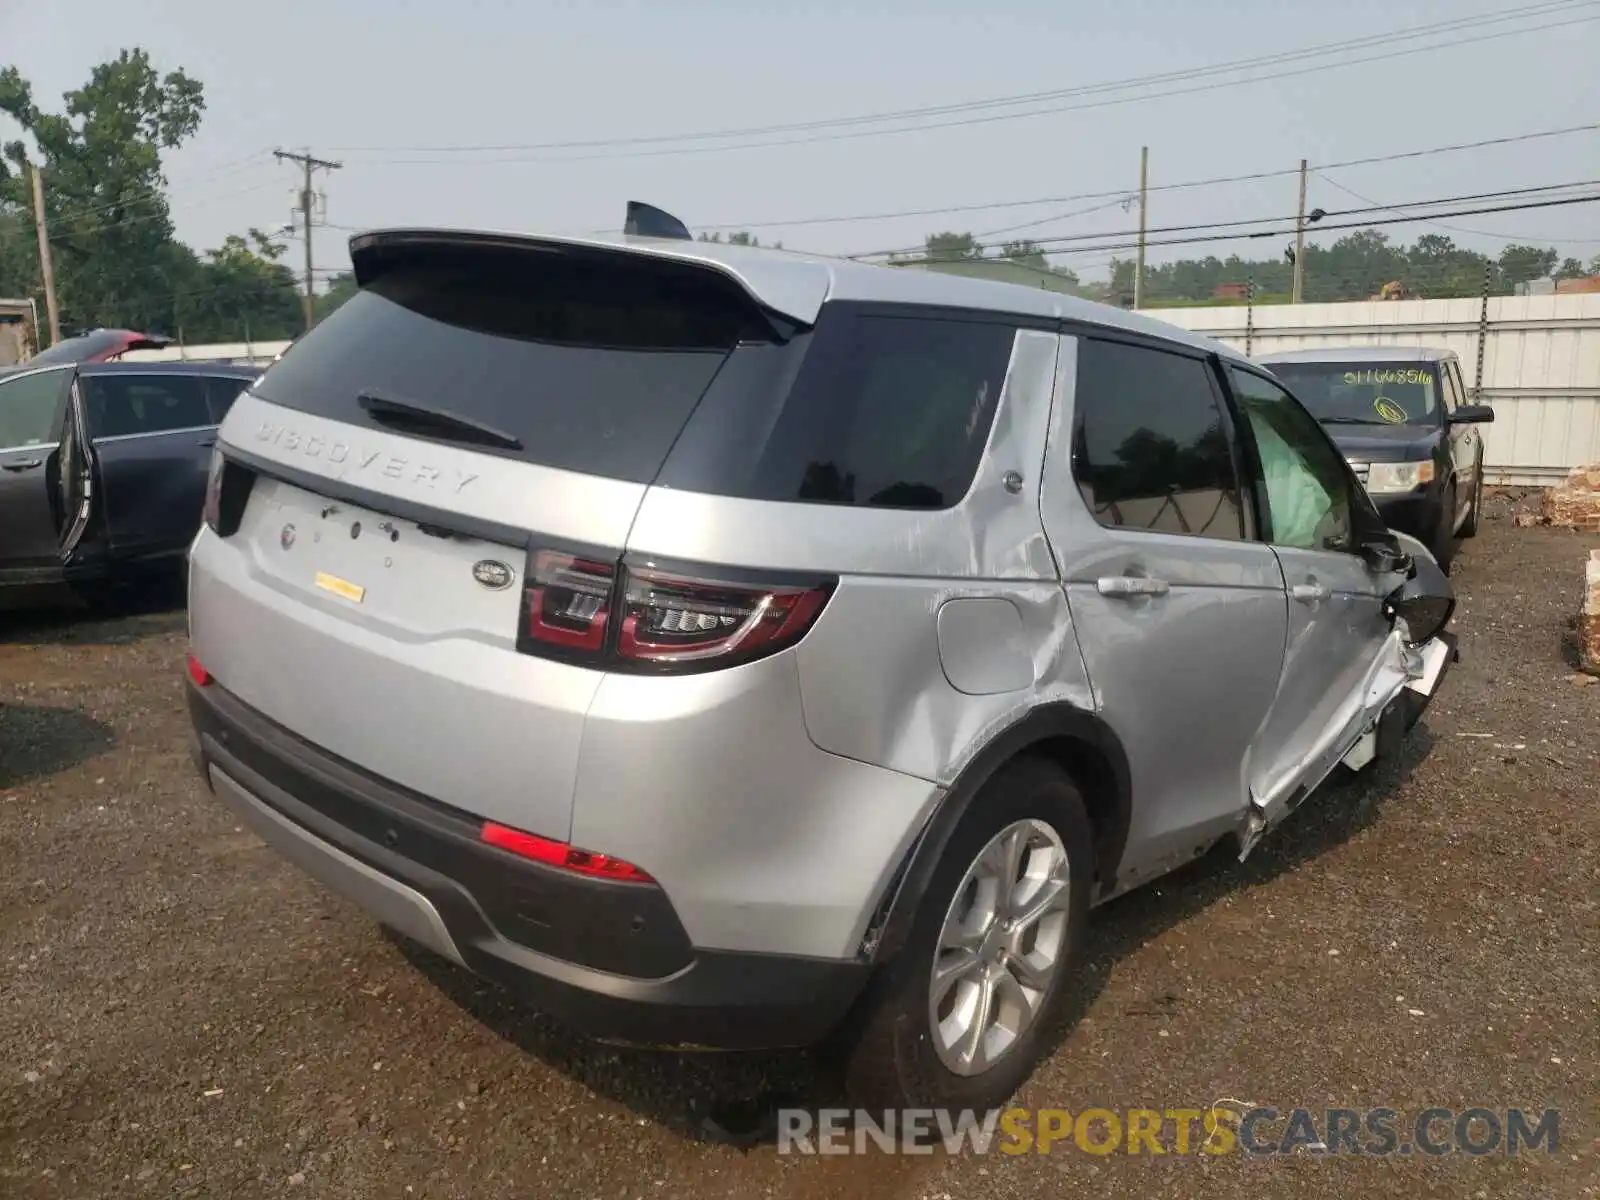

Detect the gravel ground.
[{"left": 1, "top": 501, "right": 1596, "bottom": 1199}]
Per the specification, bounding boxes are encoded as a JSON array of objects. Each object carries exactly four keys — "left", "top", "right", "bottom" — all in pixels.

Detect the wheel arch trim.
[{"left": 861, "top": 702, "right": 1132, "bottom": 964}]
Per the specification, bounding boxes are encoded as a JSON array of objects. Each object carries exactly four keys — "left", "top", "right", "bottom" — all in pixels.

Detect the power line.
[
  {"left": 333, "top": 10, "right": 1598, "bottom": 165},
  {"left": 327, "top": 2, "right": 1594, "bottom": 158},
  {"left": 691, "top": 122, "right": 1600, "bottom": 234},
  {"left": 1311, "top": 171, "right": 1600, "bottom": 246},
  {"left": 861, "top": 180, "right": 1600, "bottom": 259},
  {"left": 33, "top": 150, "right": 278, "bottom": 226},
  {"left": 885, "top": 193, "right": 1600, "bottom": 261}
]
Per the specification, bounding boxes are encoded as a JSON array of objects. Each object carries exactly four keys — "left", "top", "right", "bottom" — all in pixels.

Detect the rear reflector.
[
  {"left": 186, "top": 654, "right": 211, "bottom": 687},
  {"left": 480, "top": 821, "right": 655, "bottom": 884},
  {"left": 516, "top": 546, "right": 835, "bottom": 673}
]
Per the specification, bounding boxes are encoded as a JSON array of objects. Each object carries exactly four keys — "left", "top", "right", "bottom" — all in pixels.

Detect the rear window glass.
[
  {"left": 249, "top": 245, "right": 769, "bottom": 483},
  {"left": 658, "top": 308, "right": 1015, "bottom": 510},
  {"left": 82, "top": 374, "right": 212, "bottom": 437},
  {"left": 205, "top": 374, "right": 254, "bottom": 421}
]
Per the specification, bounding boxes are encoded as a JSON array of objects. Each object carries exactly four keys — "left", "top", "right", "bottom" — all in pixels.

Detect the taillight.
[
  {"left": 517, "top": 549, "right": 616, "bottom": 658},
  {"left": 186, "top": 653, "right": 211, "bottom": 687},
  {"left": 201, "top": 449, "right": 253, "bottom": 538},
  {"left": 515, "top": 546, "right": 834, "bottom": 673},
  {"left": 618, "top": 563, "right": 832, "bottom": 667},
  {"left": 480, "top": 821, "right": 654, "bottom": 883},
  {"left": 202, "top": 447, "right": 224, "bottom": 533}
]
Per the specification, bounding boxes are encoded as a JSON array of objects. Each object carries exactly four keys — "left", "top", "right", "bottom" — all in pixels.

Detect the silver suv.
[{"left": 185, "top": 225, "right": 1458, "bottom": 1111}]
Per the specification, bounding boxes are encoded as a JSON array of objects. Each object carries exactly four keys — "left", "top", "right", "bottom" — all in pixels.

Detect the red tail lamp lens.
[
  {"left": 519, "top": 550, "right": 614, "bottom": 653},
  {"left": 186, "top": 654, "right": 211, "bottom": 687},
  {"left": 618, "top": 567, "right": 831, "bottom": 666},
  {"left": 513, "top": 545, "right": 836, "bottom": 672},
  {"left": 480, "top": 821, "right": 654, "bottom": 884}
]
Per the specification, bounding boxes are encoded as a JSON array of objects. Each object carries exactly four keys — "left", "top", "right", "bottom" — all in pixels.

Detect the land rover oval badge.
[
  {"left": 472, "top": 559, "right": 514, "bottom": 590},
  {"left": 280, "top": 524, "right": 296, "bottom": 550}
]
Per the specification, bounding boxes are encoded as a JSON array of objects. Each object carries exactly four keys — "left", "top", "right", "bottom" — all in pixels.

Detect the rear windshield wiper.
[{"left": 357, "top": 389, "right": 523, "bottom": 451}]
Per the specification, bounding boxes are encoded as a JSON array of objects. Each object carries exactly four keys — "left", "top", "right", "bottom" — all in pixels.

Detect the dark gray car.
[{"left": 0, "top": 360, "right": 260, "bottom": 603}]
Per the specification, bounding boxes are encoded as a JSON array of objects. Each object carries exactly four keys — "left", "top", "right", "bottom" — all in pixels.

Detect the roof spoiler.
[{"left": 624, "top": 201, "right": 692, "bottom": 241}]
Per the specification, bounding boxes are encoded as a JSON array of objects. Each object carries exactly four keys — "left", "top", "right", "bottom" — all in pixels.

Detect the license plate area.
[{"left": 245, "top": 477, "right": 525, "bottom": 639}]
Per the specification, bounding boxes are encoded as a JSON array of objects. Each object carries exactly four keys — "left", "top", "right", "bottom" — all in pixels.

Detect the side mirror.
[
  {"left": 1383, "top": 548, "right": 1455, "bottom": 644},
  {"left": 1448, "top": 404, "right": 1495, "bottom": 425},
  {"left": 1359, "top": 538, "right": 1413, "bottom": 577}
]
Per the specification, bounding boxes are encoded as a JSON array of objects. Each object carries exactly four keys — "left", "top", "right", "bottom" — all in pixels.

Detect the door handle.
[
  {"left": 2, "top": 457, "right": 43, "bottom": 472},
  {"left": 1097, "top": 575, "right": 1170, "bottom": 598},
  {"left": 1291, "top": 583, "right": 1330, "bottom": 603}
]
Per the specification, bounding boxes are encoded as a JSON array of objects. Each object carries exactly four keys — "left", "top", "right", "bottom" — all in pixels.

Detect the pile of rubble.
[
  {"left": 1520, "top": 464, "right": 1600, "bottom": 532},
  {"left": 1509, "top": 464, "right": 1600, "bottom": 676}
]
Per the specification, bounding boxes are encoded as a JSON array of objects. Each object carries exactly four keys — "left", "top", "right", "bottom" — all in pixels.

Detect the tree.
[
  {"left": 1498, "top": 243, "right": 1559, "bottom": 287},
  {"left": 923, "top": 231, "right": 984, "bottom": 262},
  {"left": 0, "top": 50, "right": 204, "bottom": 335},
  {"left": 1554, "top": 256, "right": 1588, "bottom": 280},
  {"left": 997, "top": 239, "right": 1045, "bottom": 269},
  {"left": 315, "top": 271, "right": 359, "bottom": 321},
  {"left": 182, "top": 230, "right": 300, "bottom": 342}
]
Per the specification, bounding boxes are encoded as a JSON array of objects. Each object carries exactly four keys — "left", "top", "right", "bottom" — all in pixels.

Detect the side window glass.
[
  {"left": 82, "top": 375, "right": 211, "bottom": 439},
  {"left": 1071, "top": 338, "right": 1245, "bottom": 541},
  {"left": 0, "top": 368, "right": 70, "bottom": 448},
  {"left": 1228, "top": 367, "right": 1356, "bottom": 552},
  {"left": 718, "top": 313, "right": 1014, "bottom": 510},
  {"left": 1440, "top": 362, "right": 1462, "bottom": 412},
  {"left": 205, "top": 375, "right": 251, "bottom": 422}
]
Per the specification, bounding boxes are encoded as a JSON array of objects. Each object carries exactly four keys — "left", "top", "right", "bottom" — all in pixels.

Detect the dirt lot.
[{"left": 1, "top": 502, "right": 1596, "bottom": 1200}]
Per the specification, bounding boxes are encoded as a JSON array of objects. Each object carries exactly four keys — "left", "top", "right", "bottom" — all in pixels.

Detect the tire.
[
  {"left": 833, "top": 756, "right": 1094, "bottom": 1113},
  {"left": 1430, "top": 481, "right": 1457, "bottom": 573},
  {"left": 1459, "top": 464, "right": 1483, "bottom": 539}
]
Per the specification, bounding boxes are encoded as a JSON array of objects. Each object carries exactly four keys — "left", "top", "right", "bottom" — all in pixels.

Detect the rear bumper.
[{"left": 187, "top": 679, "right": 870, "bottom": 1050}]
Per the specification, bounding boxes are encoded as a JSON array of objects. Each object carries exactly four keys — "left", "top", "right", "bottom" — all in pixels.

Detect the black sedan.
[{"left": 0, "top": 360, "right": 261, "bottom": 606}]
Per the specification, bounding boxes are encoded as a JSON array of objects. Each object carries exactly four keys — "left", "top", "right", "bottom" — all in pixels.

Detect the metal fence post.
[
  {"left": 1474, "top": 262, "right": 1491, "bottom": 401},
  {"left": 1245, "top": 278, "right": 1255, "bottom": 358}
]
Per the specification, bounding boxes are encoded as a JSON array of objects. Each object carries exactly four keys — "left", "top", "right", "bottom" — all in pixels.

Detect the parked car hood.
[{"left": 1323, "top": 421, "right": 1439, "bottom": 462}]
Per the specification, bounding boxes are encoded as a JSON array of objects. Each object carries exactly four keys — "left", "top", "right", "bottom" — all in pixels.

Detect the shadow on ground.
[
  {"left": 0, "top": 702, "right": 118, "bottom": 790},
  {"left": 397, "top": 722, "right": 1440, "bottom": 1148},
  {"left": 0, "top": 575, "right": 186, "bottom": 648}
]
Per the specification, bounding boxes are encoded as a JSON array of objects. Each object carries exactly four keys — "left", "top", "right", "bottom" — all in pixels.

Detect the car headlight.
[{"left": 1366, "top": 460, "right": 1435, "bottom": 494}]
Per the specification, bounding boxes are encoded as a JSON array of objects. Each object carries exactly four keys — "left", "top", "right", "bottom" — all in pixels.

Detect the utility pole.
[
  {"left": 1134, "top": 145, "right": 1149, "bottom": 310},
  {"left": 273, "top": 148, "right": 342, "bottom": 332},
  {"left": 1291, "top": 157, "right": 1308, "bottom": 304},
  {"left": 29, "top": 163, "right": 61, "bottom": 347}
]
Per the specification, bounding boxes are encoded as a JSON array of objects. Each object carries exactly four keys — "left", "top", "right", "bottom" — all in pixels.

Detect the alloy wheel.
[{"left": 928, "top": 818, "right": 1072, "bottom": 1076}]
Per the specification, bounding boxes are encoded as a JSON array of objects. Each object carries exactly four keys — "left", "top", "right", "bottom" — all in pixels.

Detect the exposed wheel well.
[
  {"left": 862, "top": 708, "right": 1132, "bottom": 963},
  {"left": 1020, "top": 735, "right": 1127, "bottom": 893}
]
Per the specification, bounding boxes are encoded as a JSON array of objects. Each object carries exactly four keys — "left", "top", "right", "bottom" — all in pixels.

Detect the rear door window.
[
  {"left": 81, "top": 374, "right": 212, "bottom": 439},
  {"left": 0, "top": 368, "right": 70, "bottom": 448},
  {"left": 658, "top": 307, "right": 1015, "bottom": 510},
  {"left": 249, "top": 245, "right": 769, "bottom": 484},
  {"left": 205, "top": 374, "right": 253, "bottom": 422},
  {"left": 1070, "top": 338, "right": 1246, "bottom": 541}
]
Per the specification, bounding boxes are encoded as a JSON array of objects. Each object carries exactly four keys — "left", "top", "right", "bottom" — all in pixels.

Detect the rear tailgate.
[
  {"left": 191, "top": 408, "right": 646, "bottom": 841},
  {"left": 189, "top": 235, "right": 780, "bottom": 839}
]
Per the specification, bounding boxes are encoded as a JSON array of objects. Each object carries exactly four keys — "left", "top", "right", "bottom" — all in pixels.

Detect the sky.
[{"left": 2, "top": 0, "right": 1598, "bottom": 286}]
